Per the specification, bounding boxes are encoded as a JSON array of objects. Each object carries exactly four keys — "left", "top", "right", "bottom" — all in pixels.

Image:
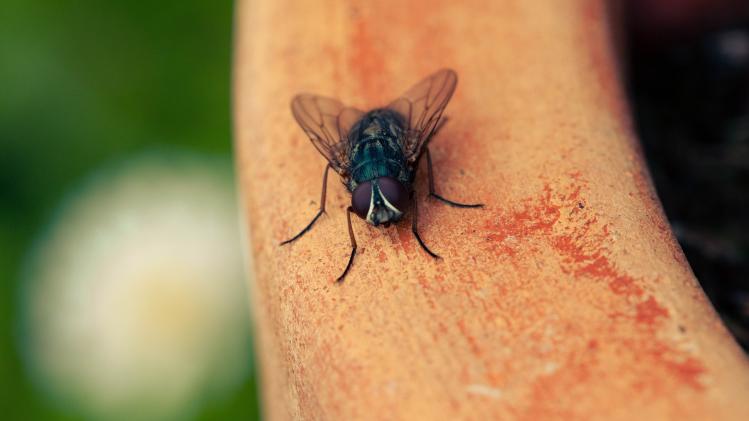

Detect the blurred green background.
[{"left": 0, "top": 1, "right": 260, "bottom": 419}]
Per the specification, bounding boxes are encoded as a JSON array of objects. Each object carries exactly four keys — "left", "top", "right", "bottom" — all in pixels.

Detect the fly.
[{"left": 281, "top": 69, "right": 482, "bottom": 282}]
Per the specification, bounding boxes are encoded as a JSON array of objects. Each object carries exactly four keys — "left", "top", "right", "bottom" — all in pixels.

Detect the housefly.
[{"left": 281, "top": 69, "right": 482, "bottom": 282}]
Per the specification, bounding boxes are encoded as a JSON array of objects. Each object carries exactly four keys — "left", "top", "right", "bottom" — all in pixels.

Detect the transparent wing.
[
  {"left": 338, "top": 107, "right": 365, "bottom": 144},
  {"left": 291, "top": 94, "right": 364, "bottom": 174},
  {"left": 387, "top": 69, "right": 458, "bottom": 161}
]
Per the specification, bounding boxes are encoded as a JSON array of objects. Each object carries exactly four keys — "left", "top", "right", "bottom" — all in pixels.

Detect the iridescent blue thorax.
[{"left": 346, "top": 109, "right": 412, "bottom": 192}]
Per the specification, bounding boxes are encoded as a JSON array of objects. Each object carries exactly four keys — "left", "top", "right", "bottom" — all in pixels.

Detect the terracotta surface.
[{"left": 232, "top": 0, "right": 749, "bottom": 419}]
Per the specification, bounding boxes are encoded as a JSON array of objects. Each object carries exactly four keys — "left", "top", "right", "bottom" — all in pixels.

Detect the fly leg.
[
  {"left": 431, "top": 116, "right": 448, "bottom": 138},
  {"left": 337, "top": 206, "right": 358, "bottom": 282},
  {"left": 426, "top": 148, "right": 484, "bottom": 208},
  {"left": 281, "top": 164, "right": 332, "bottom": 245},
  {"left": 411, "top": 191, "right": 440, "bottom": 259}
]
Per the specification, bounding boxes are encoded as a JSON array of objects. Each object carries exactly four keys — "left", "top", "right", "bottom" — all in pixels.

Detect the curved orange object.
[{"left": 233, "top": 0, "right": 749, "bottom": 419}]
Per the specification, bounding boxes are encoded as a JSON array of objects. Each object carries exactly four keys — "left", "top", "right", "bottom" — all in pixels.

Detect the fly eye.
[
  {"left": 377, "top": 177, "right": 409, "bottom": 212},
  {"left": 351, "top": 181, "right": 372, "bottom": 219}
]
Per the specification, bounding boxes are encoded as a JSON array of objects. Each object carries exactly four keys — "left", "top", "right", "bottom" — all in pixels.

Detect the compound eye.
[
  {"left": 351, "top": 181, "right": 372, "bottom": 219},
  {"left": 377, "top": 177, "right": 409, "bottom": 212}
]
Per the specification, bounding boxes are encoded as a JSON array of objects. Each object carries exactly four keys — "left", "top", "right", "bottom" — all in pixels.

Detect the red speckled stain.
[
  {"left": 395, "top": 224, "right": 415, "bottom": 255},
  {"left": 576, "top": 0, "right": 627, "bottom": 122},
  {"left": 636, "top": 296, "right": 669, "bottom": 325},
  {"left": 485, "top": 185, "right": 560, "bottom": 257},
  {"left": 608, "top": 274, "right": 645, "bottom": 297},
  {"left": 457, "top": 319, "right": 483, "bottom": 358},
  {"left": 649, "top": 343, "right": 708, "bottom": 391},
  {"left": 416, "top": 273, "right": 431, "bottom": 292},
  {"left": 347, "top": 20, "right": 389, "bottom": 102},
  {"left": 483, "top": 173, "right": 707, "bottom": 397}
]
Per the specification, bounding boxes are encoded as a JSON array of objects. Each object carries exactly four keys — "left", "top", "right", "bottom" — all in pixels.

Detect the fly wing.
[
  {"left": 338, "top": 107, "right": 365, "bottom": 145},
  {"left": 291, "top": 94, "right": 364, "bottom": 174},
  {"left": 387, "top": 69, "right": 458, "bottom": 162}
]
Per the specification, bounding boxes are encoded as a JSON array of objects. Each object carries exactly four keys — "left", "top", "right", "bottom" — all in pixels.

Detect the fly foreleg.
[
  {"left": 337, "top": 206, "right": 358, "bottom": 282},
  {"left": 280, "top": 164, "right": 332, "bottom": 245},
  {"left": 426, "top": 148, "right": 483, "bottom": 208},
  {"left": 411, "top": 191, "right": 440, "bottom": 259}
]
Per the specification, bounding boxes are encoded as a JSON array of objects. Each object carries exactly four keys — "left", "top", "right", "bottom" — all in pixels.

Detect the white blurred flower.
[{"left": 20, "top": 153, "right": 251, "bottom": 420}]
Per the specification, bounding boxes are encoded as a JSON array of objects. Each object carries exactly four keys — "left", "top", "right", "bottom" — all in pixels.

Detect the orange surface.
[{"left": 233, "top": 0, "right": 749, "bottom": 419}]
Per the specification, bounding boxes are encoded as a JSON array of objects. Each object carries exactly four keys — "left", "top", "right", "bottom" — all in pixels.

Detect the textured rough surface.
[{"left": 233, "top": 0, "right": 749, "bottom": 420}]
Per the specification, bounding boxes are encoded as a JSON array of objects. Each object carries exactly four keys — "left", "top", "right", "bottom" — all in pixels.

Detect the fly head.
[{"left": 351, "top": 177, "right": 409, "bottom": 226}]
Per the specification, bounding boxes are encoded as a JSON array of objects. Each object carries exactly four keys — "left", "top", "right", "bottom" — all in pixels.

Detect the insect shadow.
[{"left": 281, "top": 68, "right": 482, "bottom": 282}]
